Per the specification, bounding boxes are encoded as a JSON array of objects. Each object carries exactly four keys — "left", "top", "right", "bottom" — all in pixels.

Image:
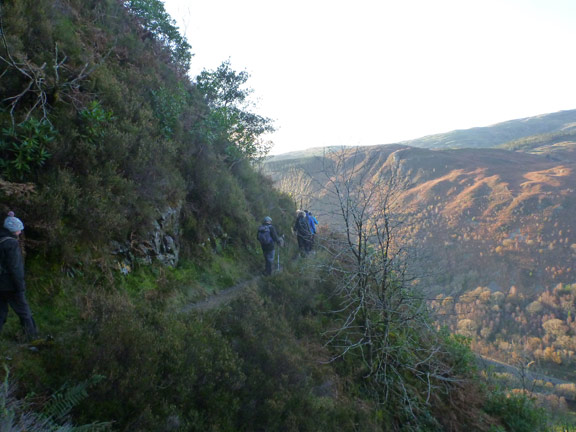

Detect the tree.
[
  {"left": 275, "top": 167, "right": 315, "bottom": 210},
  {"left": 320, "top": 147, "right": 468, "bottom": 424},
  {"left": 195, "top": 60, "right": 275, "bottom": 165},
  {"left": 542, "top": 318, "right": 568, "bottom": 339},
  {"left": 123, "top": 0, "right": 192, "bottom": 71}
]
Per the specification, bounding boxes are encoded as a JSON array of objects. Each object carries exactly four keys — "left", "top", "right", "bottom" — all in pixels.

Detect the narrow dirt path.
[{"left": 180, "top": 276, "right": 261, "bottom": 313}]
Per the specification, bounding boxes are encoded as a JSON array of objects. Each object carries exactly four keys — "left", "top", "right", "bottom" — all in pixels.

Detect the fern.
[
  {"left": 0, "top": 367, "right": 111, "bottom": 432},
  {"left": 42, "top": 375, "right": 106, "bottom": 424},
  {"left": 72, "top": 423, "right": 114, "bottom": 432}
]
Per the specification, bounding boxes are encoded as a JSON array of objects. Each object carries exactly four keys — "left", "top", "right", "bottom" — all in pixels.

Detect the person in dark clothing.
[
  {"left": 257, "top": 216, "right": 283, "bottom": 276},
  {"left": 293, "top": 210, "right": 312, "bottom": 255},
  {"left": 0, "top": 211, "right": 37, "bottom": 340}
]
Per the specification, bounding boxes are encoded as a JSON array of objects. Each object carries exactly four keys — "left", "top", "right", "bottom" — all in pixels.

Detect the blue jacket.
[{"left": 307, "top": 214, "right": 318, "bottom": 234}]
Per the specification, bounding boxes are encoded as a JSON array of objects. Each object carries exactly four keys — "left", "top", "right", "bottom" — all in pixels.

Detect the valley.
[{"left": 264, "top": 122, "right": 576, "bottom": 408}]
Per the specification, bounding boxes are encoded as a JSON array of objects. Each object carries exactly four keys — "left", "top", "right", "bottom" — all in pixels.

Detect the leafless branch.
[
  {"left": 307, "top": 146, "right": 468, "bottom": 420},
  {"left": 0, "top": 6, "right": 110, "bottom": 126}
]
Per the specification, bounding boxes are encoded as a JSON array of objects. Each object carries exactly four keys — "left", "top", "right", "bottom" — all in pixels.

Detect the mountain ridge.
[{"left": 268, "top": 108, "right": 576, "bottom": 162}]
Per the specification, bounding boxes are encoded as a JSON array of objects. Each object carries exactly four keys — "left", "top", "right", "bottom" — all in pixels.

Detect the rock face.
[
  {"left": 112, "top": 204, "right": 181, "bottom": 271},
  {"left": 151, "top": 205, "right": 181, "bottom": 267}
]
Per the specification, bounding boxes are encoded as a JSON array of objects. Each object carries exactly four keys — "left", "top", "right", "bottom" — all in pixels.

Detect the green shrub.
[
  {"left": 78, "top": 101, "right": 115, "bottom": 141},
  {"left": 485, "top": 391, "right": 548, "bottom": 432},
  {"left": 150, "top": 84, "right": 187, "bottom": 138},
  {"left": 0, "top": 118, "right": 54, "bottom": 181}
]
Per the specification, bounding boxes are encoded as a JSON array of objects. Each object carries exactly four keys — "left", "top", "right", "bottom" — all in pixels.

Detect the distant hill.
[
  {"left": 265, "top": 141, "right": 576, "bottom": 296},
  {"left": 401, "top": 109, "right": 576, "bottom": 149},
  {"left": 267, "top": 146, "right": 344, "bottom": 161},
  {"left": 268, "top": 109, "right": 576, "bottom": 163},
  {"left": 266, "top": 108, "right": 576, "bottom": 295}
]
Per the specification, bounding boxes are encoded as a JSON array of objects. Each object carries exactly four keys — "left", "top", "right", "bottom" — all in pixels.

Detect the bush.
[
  {"left": 484, "top": 391, "right": 548, "bottom": 432},
  {"left": 0, "top": 118, "right": 54, "bottom": 181}
]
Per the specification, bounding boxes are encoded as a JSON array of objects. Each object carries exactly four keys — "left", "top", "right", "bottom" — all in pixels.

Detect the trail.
[{"left": 180, "top": 276, "right": 261, "bottom": 313}]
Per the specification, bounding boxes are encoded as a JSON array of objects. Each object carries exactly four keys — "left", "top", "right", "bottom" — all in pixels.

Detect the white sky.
[{"left": 163, "top": 0, "right": 576, "bottom": 155}]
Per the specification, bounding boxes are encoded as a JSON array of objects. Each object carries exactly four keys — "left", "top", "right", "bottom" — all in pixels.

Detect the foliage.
[
  {"left": 315, "top": 148, "right": 492, "bottom": 430},
  {"left": 149, "top": 83, "right": 187, "bottom": 138},
  {"left": 499, "top": 128, "right": 576, "bottom": 152},
  {"left": 484, "top": 391, "right": 547, "bottom": 432},
  {"left": 432, "top": 283, "right": 576, "bottom": 383},
  {"left": 196, "top": 60, "right": 275, "bottom": 164},
  {"left": 2, "top": 263, "right": 365, "bottom": 431},
  {"left": 0, "top": 118, "right": 54, "bottom": 181},
  {"left": 0, "top": 366, "right": 111, "bottom": 431},
  {"left": 123, "top": 0, "right": 192, "bottom": 71},
  {"left": 42, "top": 375, "right": 107, "bottom": 425},
  {"left": 0, "top": 1, "right": 546, "bottom": 431},
  {"left": 78, "top": 101, "right": 115, "bottom": 142}
]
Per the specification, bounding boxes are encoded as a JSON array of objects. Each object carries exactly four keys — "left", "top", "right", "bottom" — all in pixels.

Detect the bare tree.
[
  {"left": 275, "top": 167, "right": 315, "bottom": 210},
  {"left": 319, "top": 147, "right": 466, "bottom": 424}
]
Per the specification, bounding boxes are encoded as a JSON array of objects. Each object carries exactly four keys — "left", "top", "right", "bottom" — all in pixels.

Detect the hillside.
[
  {"left": 266, "top": 133, "right": 576, "bottom": 296},
  {"left": 267, "top": 141, "right": 576, "bottom": 294},
  {"left": 401, "top": 109, "right": 576, "bottom": 149},
  {"left": 265, "top": 140, "right": 576, "bottom": 392}
]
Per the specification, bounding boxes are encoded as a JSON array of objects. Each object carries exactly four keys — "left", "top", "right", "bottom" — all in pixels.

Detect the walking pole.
[{"left": 277, "top": 235, "right": 284, "bottom": 271}]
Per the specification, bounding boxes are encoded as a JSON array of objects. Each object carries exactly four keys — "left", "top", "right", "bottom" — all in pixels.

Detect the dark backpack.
[
  {"left": 296, "top": 217, "right": 310, "bottom": 235},
  {"left": 257, "top": 225, "right": 274, "bottom": 246}
]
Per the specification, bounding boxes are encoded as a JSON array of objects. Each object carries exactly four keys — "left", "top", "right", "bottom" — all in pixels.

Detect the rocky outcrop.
[
  {"left": 150, "top": 204, "right": 181, "bottom": 267},
  {"left": 112, "top": 203, "right": 181, "bottom": 272}
]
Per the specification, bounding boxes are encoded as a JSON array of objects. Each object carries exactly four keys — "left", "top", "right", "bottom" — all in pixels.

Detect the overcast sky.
[{"left": 162, "top": 0, "right": 576, "bottom": 155}]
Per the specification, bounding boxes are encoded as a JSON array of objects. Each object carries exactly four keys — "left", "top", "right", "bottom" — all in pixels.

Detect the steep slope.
[
  {"left": 396, "top": 145, "right": 576, "bottom": 295},
  {"left": 0, "top": 0, "right": 292, "bottom": 262}
]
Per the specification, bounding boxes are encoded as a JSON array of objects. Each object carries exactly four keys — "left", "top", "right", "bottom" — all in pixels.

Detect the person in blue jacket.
[
  {"left": 305, "top": 210, "right": 318, "bottom": 251},
  {"left": 0, "top": 211, "right": 37, "bottom": 340}
]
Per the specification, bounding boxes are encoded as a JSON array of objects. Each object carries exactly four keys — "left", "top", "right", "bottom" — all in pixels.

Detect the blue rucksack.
[{"left": 257, "top": 225, "right": 273, "bottom": 246}]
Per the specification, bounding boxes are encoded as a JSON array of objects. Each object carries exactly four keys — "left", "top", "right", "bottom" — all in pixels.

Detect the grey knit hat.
[
  {"left": 4, "top": 211, "right": 24, "bottom": 233},
  {"left": 263, "top": 216, "right": 272, "bottom": 224}
]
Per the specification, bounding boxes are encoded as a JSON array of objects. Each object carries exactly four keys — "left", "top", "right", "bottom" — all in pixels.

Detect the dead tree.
[{"left": 319, "top": 147, "right": 466, "bottom": 422}]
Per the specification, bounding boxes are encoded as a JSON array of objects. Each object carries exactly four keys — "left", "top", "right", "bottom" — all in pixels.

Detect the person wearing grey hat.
[
  {"left": 257, "top": 216, "right": 283, "bottom": 276},
  {"left": 0, "top": 211, "right": 37, "bottom": 340}
]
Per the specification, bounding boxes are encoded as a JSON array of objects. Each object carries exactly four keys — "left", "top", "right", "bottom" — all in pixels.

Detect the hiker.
[
  {"left": 293, "top": 210, "right": 312, "bottom": 255},
  {"left": 0, "top": 211, "right": 38, "bottom": 340},
  {"left": 305, "top": 210, "right": 318, "bottom": 251},
  {"left": 257, "top": 216, "right": 283, "bottom": 276}
]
